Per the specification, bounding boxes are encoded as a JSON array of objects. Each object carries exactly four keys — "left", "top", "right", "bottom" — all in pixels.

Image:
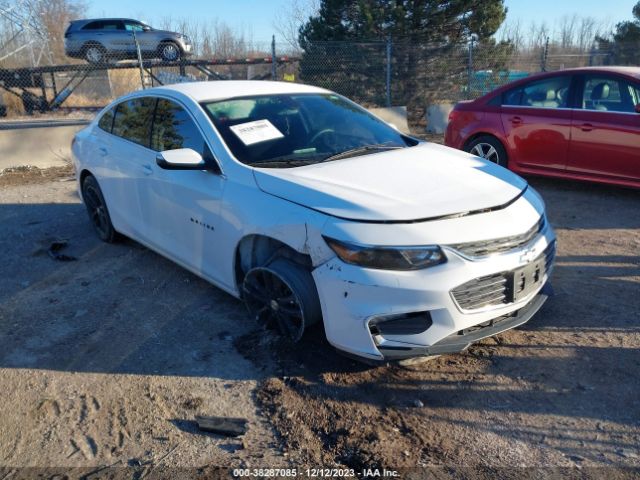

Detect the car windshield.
[{"left": 201, "top": 93, "right": 417, "bottom": 167}]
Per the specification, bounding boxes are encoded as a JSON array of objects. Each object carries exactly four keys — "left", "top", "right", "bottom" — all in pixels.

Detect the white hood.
[{"left": 253, "top": 143, "right": 527, "bottom": 222}]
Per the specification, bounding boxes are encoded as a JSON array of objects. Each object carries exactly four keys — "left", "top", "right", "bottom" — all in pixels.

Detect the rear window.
[
  {"left": 112, "top": 98, "right": 156, "bottom": 147},
  {"left": 581, "top": 76, "right": 638, "bottom": 113},
  {"left": 97, "top": 108, "right": 114, "bottom": 133},
  {"left": 83, "top": 20, "right": 123, "bottom": 31}
]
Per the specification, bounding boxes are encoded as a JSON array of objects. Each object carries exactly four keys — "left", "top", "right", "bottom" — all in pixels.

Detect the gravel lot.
[{"left": 0, "top": 162, "right": 638, "bottom": 477}]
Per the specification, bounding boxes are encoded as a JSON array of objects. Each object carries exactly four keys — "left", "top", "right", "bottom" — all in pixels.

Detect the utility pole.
[
  {"left": 132, "top": 29, "right": 145, "bottom": 89},
  {"left": 271, "top": 35, "right": 277, "bottom": 80},
  {"left": 541, "top": 36, "right": 550, "bottom": 72},
  {"left": 385, "top": 36, "right": 392, "bottom": 107},
  {"left": 467, "top": 36, "right": 475, "bottom": 99}
]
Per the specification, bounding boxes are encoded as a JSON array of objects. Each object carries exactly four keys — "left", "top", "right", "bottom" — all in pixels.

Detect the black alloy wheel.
[
  {"left": 82, "top": 175, "right": 117, "bottom": 243},
  {"left": 242, "top": 258, "right": 321, "bottom": 342}
]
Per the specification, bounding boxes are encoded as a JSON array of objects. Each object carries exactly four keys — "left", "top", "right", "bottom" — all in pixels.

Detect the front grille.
[
  {"left": 450, "top": 216, "right": 545, "bottom": 257},
  {"left": 544, "top": 240, "right": 556, "bottom": 273},
  {"left": 451, "top": 241, "right": 556, "bottom": 311},
  {"left": 451, "top": 272, "right": 510, "bottom": 310}
]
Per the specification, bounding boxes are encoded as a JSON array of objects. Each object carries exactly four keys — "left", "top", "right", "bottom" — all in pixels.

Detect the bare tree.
[
  {"left": 154, "top": 17, "right": 255, "bottom": 58},
  {"left": 0, "top": 0, "right": 86, "bottom": 66},
  {"left": 497, "top": 19, "right": 525, "bottom": 51},
  {"left": 273, "top": 0, "right": 319, "bottom": 51},
  {"left": 528, "top": 21, "right": 550, "bottom": 48},
  {"left": 557, "top": 14, "right": 578, "bottom": 49}
]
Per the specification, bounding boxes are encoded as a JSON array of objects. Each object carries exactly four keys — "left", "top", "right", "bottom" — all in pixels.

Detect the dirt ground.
[{"left": 0, "top": 163, "right": 638, "bottom": 477}]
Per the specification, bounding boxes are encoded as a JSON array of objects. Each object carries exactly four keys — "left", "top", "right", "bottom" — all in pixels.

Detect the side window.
[
  {"left": 582, "top": 76, "right": 637, "bottom": 113},
  {"left": 101, "top": 20, "right": 123, "bottom": 31},
  {"left": 83, "top": 21, "right": 103, "bottom": 30},
  {"left": 152, "top": 99, "right": 206, "bottom": 154},
  {"left": 503, "top": 87, "right": 523, "bottom": 106},
  {"left": 97, "top": 107, "right": 115, "bottom": 133},
  {"left": 503, "top": 76, "right": 571, "bottom": 109},
  {"left": 84, "top": 20, "right": 122, "bottom": 30},
  {"left": 111, "top": 98, "right": 156, "bottom": 147},
  {"left": 124, "top": 22, "right": 144, "bottom": 32},
  {"left": 632, "top": 84, "right": 640, "bottom": 107}
]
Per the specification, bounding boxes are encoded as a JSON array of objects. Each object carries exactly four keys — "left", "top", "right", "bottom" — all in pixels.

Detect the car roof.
[
  {"left": 143, "top": 80, "right": 331, "bottom": 103},
  {"left": 72, "top": 18, "right": 146, "bottom": 24},
  {"left": 477, "top": 66, "right": 640, "bottom": 103},
  {"left": 556, "top": 66, "right": 640, "bottom": 79}
]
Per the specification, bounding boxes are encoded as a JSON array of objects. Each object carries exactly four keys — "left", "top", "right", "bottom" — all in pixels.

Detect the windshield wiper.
[
  {"left": 322, "top": 143, "right": 404, "bottom": 162},
  {"left": 247, "top": 154, "right": 325, "bottom": 168}
]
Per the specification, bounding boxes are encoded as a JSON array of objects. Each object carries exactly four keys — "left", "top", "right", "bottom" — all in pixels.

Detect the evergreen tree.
[
  {"left": 598, "top": 2, "right": 640, "bottom": 65},
  {"left": 297, "top": 0, "right": 508, "bottom": 106}
]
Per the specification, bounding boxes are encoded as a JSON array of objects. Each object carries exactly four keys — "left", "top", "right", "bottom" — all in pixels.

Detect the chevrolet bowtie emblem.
[{"left": 519, "top": 248, "right": 537, "bottom": 264}]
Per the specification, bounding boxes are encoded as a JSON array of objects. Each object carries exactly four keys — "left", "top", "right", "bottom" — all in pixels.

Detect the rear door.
[
  {"left": 567, "top": 74, "right": 640, "bottom": 181},
  {"left": 500, "top": 74, "right": 574, "bottom": 172},
  {"left": 106, "top": 97, "right": 156, "bottom": 239},
  {"left": 98, "top": 20, "right": 130, "bottom": 53}
]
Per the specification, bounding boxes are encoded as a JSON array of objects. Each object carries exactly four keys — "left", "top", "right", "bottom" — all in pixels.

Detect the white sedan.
[{"left": 72, "top": 81, "right": 555, "bottom": 364}]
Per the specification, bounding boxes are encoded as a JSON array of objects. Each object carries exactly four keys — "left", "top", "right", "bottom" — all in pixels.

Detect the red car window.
[{"left": 581, "top": 76, "right": 638, "bottom": 113}]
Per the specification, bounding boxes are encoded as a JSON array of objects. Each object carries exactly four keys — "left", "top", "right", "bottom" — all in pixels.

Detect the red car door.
[
  {"left": 567, "top": 74, "right": 640, "bottom": 182},
  {"left": 500, "top": 74, "right": 574, "bottom": 172}
]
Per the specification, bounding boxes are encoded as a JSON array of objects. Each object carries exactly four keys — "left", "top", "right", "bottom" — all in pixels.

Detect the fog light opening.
[{"left": 368, "top": 311, "right": 433, "bottom": 338}]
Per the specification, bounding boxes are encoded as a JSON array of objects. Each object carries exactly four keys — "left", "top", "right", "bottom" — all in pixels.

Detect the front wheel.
[
  {"left": 159, "top": 42, "right": 181, "bottom": 62},
  {"left": 242, "top": 258, "right": 321, "bottom": 343},
  {"left": 82, "top": 175, "right": 118, "bottom": 243},
  {"left": 465, "top": 135, "right": 508, "bottom": 168}
]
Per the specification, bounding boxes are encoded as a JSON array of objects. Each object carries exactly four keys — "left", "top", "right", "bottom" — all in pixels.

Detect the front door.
[
  {"left": 141, "top": 98, "right": 228, "bottom": 284},
  {"left": 123, "top": 20, "right": 150, "bottom": 54}
]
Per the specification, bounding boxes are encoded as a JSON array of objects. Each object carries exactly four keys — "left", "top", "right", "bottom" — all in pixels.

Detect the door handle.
[
  {"left": 580, "top": 123, "right": 593, "bottom": 132},
  {"left": 142, "top": 164, "right": 153, "bottom": 176},
  {"left": 509, "top": 116, "right": 522, "bottom": 125},
  {"left": 98, "top": 147, "right": 108, "bottom": 157}
]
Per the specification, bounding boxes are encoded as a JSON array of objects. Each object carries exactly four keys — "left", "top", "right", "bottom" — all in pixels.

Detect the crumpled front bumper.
[
  {"left": 312, "top": 225, "right": 555, "bottom": 362},
  {"left": 376, "top": 283, "right": 552, "bottom": 361}
]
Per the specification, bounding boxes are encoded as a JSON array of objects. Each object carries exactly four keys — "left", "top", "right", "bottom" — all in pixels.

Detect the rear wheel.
[
  {"left": 82, "top": 175, "right": 117, "bottom": 243},
  {"left": 84, "top": 44, "right": 106, "bottom": 64},
  {"left": 465, "top": 135, "right": 508, "bottom": 167},
  {"left": 242, "top": 258, "right": 321, "bottom": 343}
]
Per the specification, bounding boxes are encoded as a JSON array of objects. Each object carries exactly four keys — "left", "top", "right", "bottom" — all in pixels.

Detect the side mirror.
[
  {"left": 156, "top": 148, "right": 207, "bottom": 170},
  {"left": 142, "top": 25, "right": 152, "bottom": 31},
  {"left": 635, "top": 104, "right": 640, "bottom": 114}
]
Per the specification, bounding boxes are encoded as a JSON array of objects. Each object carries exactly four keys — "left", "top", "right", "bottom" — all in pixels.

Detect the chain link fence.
[
  {"left": 0, "top": 34, "right": 638, "bottom": 122},
  {"left": 296, "top": 38, "right": 639, "bottom": 105}
]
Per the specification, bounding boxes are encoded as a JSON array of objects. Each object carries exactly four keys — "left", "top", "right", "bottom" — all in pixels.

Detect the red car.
[{"left": 445, "top": 67, "right": 640, "bottom": 188}]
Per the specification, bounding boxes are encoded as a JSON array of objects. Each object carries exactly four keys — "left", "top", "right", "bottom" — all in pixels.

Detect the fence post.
[
  {"left": 132, "top": 30, "right": 145, "bottom": 89},
  {"left": 541, "top": 36, "right": 550, "bottom": 72},
  {"left": 271, "top": 35, "right": 277, "bottom": 80},
  {"left": 385, "top": 36, "right": 392, "bottom": 107},
  {"left": 467, "top": 37, "right": 474, "bottom": 100}
]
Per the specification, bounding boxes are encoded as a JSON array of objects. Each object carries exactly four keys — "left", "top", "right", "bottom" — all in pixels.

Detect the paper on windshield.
[{"left": 229, "top": 119, "right": 284, "bottom": 146}]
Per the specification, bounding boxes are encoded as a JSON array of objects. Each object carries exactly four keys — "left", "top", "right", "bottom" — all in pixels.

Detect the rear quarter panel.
[{"left": 447, "top": 103, "right": 505, "bottom": 150}]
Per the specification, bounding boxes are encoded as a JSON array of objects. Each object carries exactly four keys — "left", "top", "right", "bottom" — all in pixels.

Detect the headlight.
[{"left": 323, "top": 237, "right": 446, "bottom": 271}]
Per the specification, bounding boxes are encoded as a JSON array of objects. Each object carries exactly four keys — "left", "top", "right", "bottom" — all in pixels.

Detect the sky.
[{"left": 85, "top": 0, "right": 636, "bottom": 44}]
